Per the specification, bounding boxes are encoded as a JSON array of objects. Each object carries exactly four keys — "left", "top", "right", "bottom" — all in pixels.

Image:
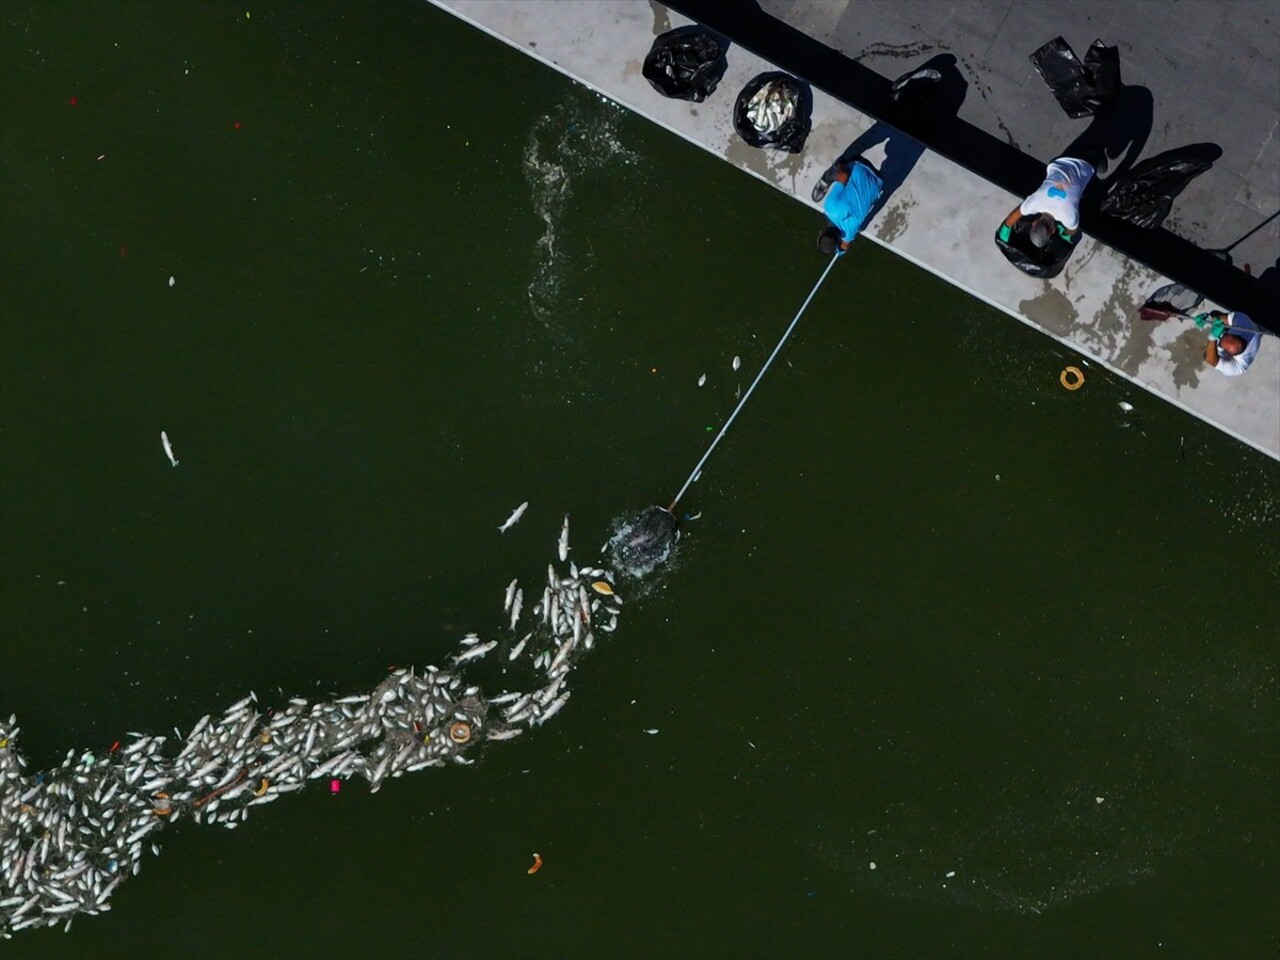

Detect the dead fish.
[
  {"left": 1119, "top": 401, "right": 1134, "bottom": 413},
  {"left": 453, "top": 640, "right": 497, "bottom": 664},
  {"left": 697, "top": 374, "right": 706, "bottom": 386},
  {"left": 498, "top": 501, "right": 529, "bottom": 533},
  {"left": 508, "top": 589, "right": 523, "bottom": 631},
  {"left": 558, "top": 514, "right": 570, "bottom": 562},
  {"left": 503, "top": 578, "right": 518, "bottom": 612},
  {"left": 160, "top": 431, "right": 179, "bottom": 467},
  {"left": 508, "top": 633, "right": 531, "bottom": 661},
  {"left": 732, "top": 355, "right": 741, "bottom": 371},
  {"left": 590, "top": 580, "right": 614, "bottom": 596}
]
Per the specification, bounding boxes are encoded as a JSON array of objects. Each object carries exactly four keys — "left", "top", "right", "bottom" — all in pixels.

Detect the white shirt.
[
  {"left": 1214, "top": 311, "right": 1262, "bottom": 377},
  {"left": 1020, "top": 158, "right": 1096, "bottom": 230}
]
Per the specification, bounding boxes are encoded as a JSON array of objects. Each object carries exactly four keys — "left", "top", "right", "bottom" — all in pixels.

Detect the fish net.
[{"left": 606, "top": 506, "right": 679, "bottom": 577}]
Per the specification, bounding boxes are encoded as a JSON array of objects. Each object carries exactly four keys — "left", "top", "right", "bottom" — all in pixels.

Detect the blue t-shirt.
[{"left": 824, "top": 163, "right": 884, "bottom": 243}]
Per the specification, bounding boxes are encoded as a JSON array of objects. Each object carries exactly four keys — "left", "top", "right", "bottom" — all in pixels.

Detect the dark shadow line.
[
  {"left": 1218, "top": 210, "right": 1280, "bottom": 254},
  {"left": 666, "top": 0, "right": 1268, "bottom": 322}
]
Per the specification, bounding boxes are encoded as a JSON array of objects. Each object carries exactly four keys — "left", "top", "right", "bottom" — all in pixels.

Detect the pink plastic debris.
[{"left": 329, "top": 779, "right": 340, "bottom": 794}]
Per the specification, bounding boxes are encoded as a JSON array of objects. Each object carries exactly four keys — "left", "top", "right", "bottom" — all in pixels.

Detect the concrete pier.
[{"left": 430, "top": 0, "right": 1279, "bottom": 460}]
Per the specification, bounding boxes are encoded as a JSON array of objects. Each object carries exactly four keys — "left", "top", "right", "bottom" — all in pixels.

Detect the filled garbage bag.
[
  {"left": 1030, "top": 37, "right": 1122, "bottom": 118},
  {"left": 733, "top": 72, "right": 811, "bottom": 153},
  {"left": 994, "top": 216, "right": 1077, "bottom": 279},
  {"left": 1099, "top": 148, "right": 1214, "bottom": 229},
  {"left": 642, "top": 28, "right": 726, "bottom": 103}
]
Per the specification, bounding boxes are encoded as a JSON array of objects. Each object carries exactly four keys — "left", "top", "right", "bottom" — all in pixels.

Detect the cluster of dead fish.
[{"left": 0, "top": 514, "right": 623, "bottom": 938}]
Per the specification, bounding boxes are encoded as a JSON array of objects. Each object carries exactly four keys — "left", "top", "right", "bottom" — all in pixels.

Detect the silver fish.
[
  {"left": 160, "top": 431, "right": 179, "bottom": 467},
  {"left": 503, "top": 578, "right": 518, "bottom": 611},
  {"left": 498, "top": 501, "right": 529, "bottom": 533},
  {"left": 538, "top": 692, "right": 570, "bottom": 725},
  {"left": 558, "top": 514, "right": 570, "bottom": 562},
  {"left": 453, "top": 640, "right": 497, "bottom": 664},
  {"left": 508, "top": 589, "right": 523, "bottom": 631}
]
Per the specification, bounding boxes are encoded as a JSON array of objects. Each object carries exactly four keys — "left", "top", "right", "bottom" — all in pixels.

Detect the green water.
[{"left": 2, "top": 3, "right": 1277, "bottom": 957}]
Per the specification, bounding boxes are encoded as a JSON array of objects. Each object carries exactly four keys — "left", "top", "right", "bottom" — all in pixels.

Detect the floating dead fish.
[
  {"left": 503, "top": 578, "right": 518, "bottom": 612},
  {"left": 590, "top": 580, "right": 614, "bottom": 596},
  {"left": 1119, "top": 401, "right": 1134, "bottom": 413},
  {"left": 160, "top": 431, "right": 179, "bottom": 468},
  {"left": 558, "top": 514, "right": 570, "bottom": 562},
  {"left": 498, "top": 501, "right": 529, "bottom": 533},
  {"left": 697, "top": 374, "right": 706, "bottom": 387},
  {"left": 732, "top": 355, "right": 741, "bottom": 371},
  {"left": 508, "top": 589, "right": 523, "bottom": 631}
]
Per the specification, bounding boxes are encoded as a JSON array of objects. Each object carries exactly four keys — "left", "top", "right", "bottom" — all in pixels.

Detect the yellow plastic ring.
[{"left": 1060, "top": 366, "right": 1085, "bottom": 391}]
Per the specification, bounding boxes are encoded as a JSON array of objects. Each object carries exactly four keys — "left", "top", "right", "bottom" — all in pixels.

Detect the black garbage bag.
[
  {"left": 1030, "top": 37, "right": 1122, "bottom": 118},
  {"left": 994, "top": 216, "right": 1077, "bottom": 279},
  {"left": 733, "top": 72, "right": 811, "bottom": 153},
  {"left": 642, "top": 28, "right": 726, "bottom": 103},
  {"left": 1099, "top": 148, "right": 1214, "bottom": 229}
]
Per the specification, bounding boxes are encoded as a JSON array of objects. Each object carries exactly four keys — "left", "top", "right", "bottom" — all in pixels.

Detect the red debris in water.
[
  {"left": 233, "top": 121, "right": 241, "bottom": 129},
  {"left": 108, "top": 740, "right": 120, "bottom": 753},
  {"left": 329, "top": 779, "right": 340, "bottom": 794},
  {"left": 69, "top": 96, "right": 77, "bottom": 106}
]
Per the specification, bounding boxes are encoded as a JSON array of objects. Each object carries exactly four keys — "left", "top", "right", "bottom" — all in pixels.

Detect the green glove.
[
  {"left": 997, "top": 224, "right": 1012, "bottom": 242},
  {"left": 1056, "top": 222, "right": 1073, "bottom": 241},
  {"left": 1194, "top": 313, "right": 1228, "bottom": 338}
]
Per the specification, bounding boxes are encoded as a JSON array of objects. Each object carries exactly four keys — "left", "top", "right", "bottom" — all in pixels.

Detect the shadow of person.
[
  {"left": 1063, "top": 85, "right": 1154, "bottom": 182},
  {"left": 1253, "top": 258, "right": 1279, "bottom": 332},
  {"left": 817, "top": 55, "right": 968, "bottom": 220}
]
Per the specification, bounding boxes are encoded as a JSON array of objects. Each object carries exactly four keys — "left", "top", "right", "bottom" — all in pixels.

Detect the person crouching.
[{"left": 816, "top": 158, "right": 884, "bottom": 255}]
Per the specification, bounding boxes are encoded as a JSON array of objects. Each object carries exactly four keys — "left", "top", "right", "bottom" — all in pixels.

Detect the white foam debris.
[
  {"left": 644, "top": 728, "right": 659, "bottom": 735},
  {"left": 1119, "top": 401, "right": 1134, "bottom": 412},
  {"left": 697, "top": 374, "right": 706, "bottom": 387},
  {"left": 1096, "top": 796, "right": 1105, "bottom": 804},
  {"left": 731, "top": 355, "right": 741, "bottom": 371},
  {"left": 168, "top": 276, "right": 175, "bottom": 287},
  {"left": 945, "top": 870, "right": 956, "bottom": 878},
  {"left": 869, "top": 862, "right": 877, "bottom": 870}
]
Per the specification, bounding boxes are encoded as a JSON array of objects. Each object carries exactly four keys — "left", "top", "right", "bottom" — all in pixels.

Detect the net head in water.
[{"left": 608, "top": 505, "right": 679, "bottom": 576}]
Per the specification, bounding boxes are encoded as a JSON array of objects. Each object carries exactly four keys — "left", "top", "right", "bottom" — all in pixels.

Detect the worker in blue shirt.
[{"left": 815, "top": 158, "right": 883, "bottom": 255}]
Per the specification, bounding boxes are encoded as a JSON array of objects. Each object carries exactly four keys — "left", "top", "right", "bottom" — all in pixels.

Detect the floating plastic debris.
[
  {"left": 732, "top": 355, "right": 741, "bottom": 371},
  {"left": 697, "top": 374, "right": 706, "bottom": 386},
  {"left": 168, "top": 276, "right": 175, "bottom": 287},
  {"left": 1118, "top": 401, "right": 1134, "bottom": 412},
  {"left": 527, "top": 852, "right": 543, "bottom": 875}
]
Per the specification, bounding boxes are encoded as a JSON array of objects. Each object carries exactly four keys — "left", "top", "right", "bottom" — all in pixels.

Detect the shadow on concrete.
[
  {"left": 1063, "top": 85, "right": 1153, "bottom": 183},
  {"left": 822, "top": 55, "right": 967, "bottom": 219},
  {"left": 668, "top": 0, "right": 1268, "bottom": 324},
  {"left": 1255, "top": 259, "right": 1280, "bottom": 329}
]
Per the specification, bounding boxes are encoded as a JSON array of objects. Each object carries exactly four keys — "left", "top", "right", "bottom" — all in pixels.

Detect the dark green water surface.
[{"left": 2, "top": 3, "right": 1277, "bottom": 958}]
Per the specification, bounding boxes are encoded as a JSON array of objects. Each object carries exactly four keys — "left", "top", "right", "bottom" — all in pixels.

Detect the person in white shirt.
[
  {"left": 998, "top": 156, "right": 1097, "bottom": 250},
  {"left": 1202, "top": 310, "right": 1262, "bottom": 376}
]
